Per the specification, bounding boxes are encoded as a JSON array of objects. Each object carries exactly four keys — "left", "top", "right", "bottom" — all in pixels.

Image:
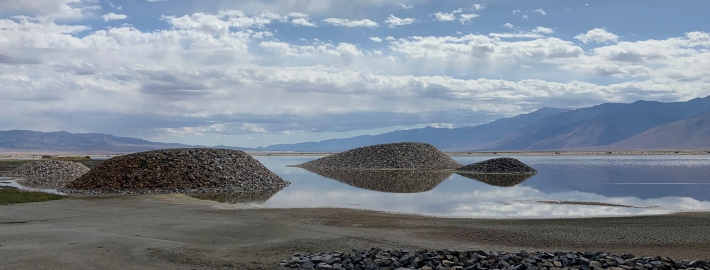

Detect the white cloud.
[
  {"left": 385, "top": 14, "right": 415, "bottom": 28},
  {"left": 287, "top": 12, "right": 309, "bottom": 18},
  {"left": 432, "top": 12, "right": 455, "bottom": 22},
  {"left": 323, "top": 18, "right": 378, "bottom": 28},
  {"left": 522, "top": 15, "right": 529, "bottom": 20},
  {"left": 146, "top": 0, "right": 165, "bottom": 2},
  {"left": 533, "top": 9, "right": 546, "bottom": 15},
  {"left": 291, "top": 18, "right": 316, "bottom": 27},
  {"left": 532, "top": 26, "right": 554, "bottom": 34},
  {"left": 472, "top": 4, "right": 485, "bottom": 10},
  {"left": 459, "top": 14, "right": 479, "bottom": 24},
  {"left": 502, "top": 23, "right": 514, "bottom": 29},
  {"left": 385, "top": 36, "right": 395, "bottom": 41},
  {"left": 574, "top": 28, "right": 619, "bottom": 44},
  {"left": 512, "top": 10, "right": 521, "bottom": 14},
  {"left": 399, "top": 4, "right": 413, "bottom": 9},
  {"left": 489, "top": 32, "right": 544, "bottom": 39},
  {"left": 369, "top": 37, "right": 382, "bottom": 42},
  {"left": 102, "top": 12, "right": 127, "bottom": 21},
  {"left": 452, "top": 8, "right": 463, "bottom": 14}
]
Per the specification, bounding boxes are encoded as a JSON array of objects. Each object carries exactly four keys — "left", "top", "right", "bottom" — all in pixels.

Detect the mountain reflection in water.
[
  {"left": 299, "top": 167, "right": 453, "bottom": 193},
  {"left": 188, "top": 188, "right": 284, "bottom": 204},
  {"left": 456, "top": 173, "right": 535, "bottom": 187}
]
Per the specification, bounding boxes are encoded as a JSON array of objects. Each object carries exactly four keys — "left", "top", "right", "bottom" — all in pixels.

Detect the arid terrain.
[{"left": 1, "top": 195, "right": 709, "bottom": 269}]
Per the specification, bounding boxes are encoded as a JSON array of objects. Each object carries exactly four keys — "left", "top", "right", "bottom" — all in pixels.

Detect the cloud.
[
  {"left": 574, "top": 28, "right": 619, "bottom": 43},
  {"left": 502, "top": 23, "right": 514, "bottom": 29},
  {"left": 385, "top": 14, "right": 415, "bottom": 28},
  {"left": 399, "top": 4, "right": 413, "bottom": 9},
  {"left": 322, "top": 17, "right": 378, "bottom": 28},
  {"left": 459, "top": 14, "right": 479, "bottom": 24},
  {"left": 533, "top": 9, "right": 546, "bottom": 15},
  {"left": 369, "top": 37, "right": 382, "bottom": 42},
  {"left": 532, "top": 26, "right": 554, "bottom": 34},
  {"left": 431, "top": 12, "right": 455, "bottom": 22},
  {"left": 472, "top": 4, "right": 485, "bottom": 10},
  {"left": 512, "top": 10, "right": 520, "bottom": 14},
  {"left": 287, "top": 12, "right": 309, "bottom": 18},
  {"left": 291, "top": 18, "right": 316, "bottom": 27},
  {"left": 102, "top": 12, "right": 127, "bottom": 21}
]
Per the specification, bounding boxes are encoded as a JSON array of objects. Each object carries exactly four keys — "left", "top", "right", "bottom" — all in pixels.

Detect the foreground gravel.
[
  {"left": 458, "top": 157, "right": 537, "bottom": 174},
  {"left": 298, "top": 142, "right": 461, "bottom": 170},
  {"left": 61, "top": 148, "right": 289, "bottom": 194},
  {"left": 3, "top": 160, "right": 90, "bottom": 189},
  {"left": 278, "top": 249, "right": 710, "bottom": 270}
]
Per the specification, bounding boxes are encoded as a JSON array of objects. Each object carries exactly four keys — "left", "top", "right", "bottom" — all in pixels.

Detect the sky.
[{"left": 1, "top": 0, "right": 709, "bottom": 148}]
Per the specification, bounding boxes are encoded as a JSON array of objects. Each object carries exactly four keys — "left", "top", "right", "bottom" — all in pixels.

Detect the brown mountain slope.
[{"left": 610, "top": 111, "right": 710, "bottom": 150}]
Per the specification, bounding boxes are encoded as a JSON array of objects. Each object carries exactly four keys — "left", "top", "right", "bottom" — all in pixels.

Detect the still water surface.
[{"left": 217, "top": 155, "right": 710, "bottom": 218}]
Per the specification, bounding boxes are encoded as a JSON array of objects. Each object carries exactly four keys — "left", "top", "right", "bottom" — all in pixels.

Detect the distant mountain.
[
  {"left": 609, "top": 110, "right": 710, "bottom": 150},
  {"left": 488, "top": 96, "right": 710, "bottom": 150},
  {"left": 0, "top": 130, "right": 194, "bottom": 153},
  {"left": 261, "top": 107, "right": 569, "bottom": 152}
]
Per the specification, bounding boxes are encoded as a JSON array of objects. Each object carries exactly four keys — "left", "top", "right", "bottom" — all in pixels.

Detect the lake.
[{"left": 205, "top": 155, "right": 710, "bottom": 218}]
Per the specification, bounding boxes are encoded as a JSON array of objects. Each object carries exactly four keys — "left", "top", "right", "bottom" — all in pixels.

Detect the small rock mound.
[
  {"left": 297, "top": 142, "right": 461, "bottom": 170},
  {"left": 62, "top": 148, "right": 289, "bottom": 194},
  {"left": 458, "top": 158, "right": 537, "bottom": 174},
  {"left": 303, "top": 167, "right": 452, "bottom": 193},
  {"left": 4, "top": 160, "right": 90, "bottom": 189}
]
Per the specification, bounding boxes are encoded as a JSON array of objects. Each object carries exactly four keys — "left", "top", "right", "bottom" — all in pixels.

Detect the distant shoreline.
[{"left": 2, "top": 149, "right": 709, "bottom": 159}]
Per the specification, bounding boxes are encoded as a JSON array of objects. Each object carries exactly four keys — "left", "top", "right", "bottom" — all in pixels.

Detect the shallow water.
[{"left": 204, "top": 155, "right": 710, "bottom": 218}]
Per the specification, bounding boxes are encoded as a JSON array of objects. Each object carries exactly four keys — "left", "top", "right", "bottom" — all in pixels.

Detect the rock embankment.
[
  {"left": 302, "top": 167, "right": 452, "bottom": 193},
  {"left": 278, "top": 248, "right": 710, "bottom": 270},
  {"left": 458, "top": 157, "right": 537, "bottom": 174},
  {"left": 4, "top": 160, "right": 90, "bottom": 189},
  {"left": 61, "top": 148, "right": 289, "bottom": 194},
  {"left": 297, "top": 142, "right": 461, "bottom": 170}
]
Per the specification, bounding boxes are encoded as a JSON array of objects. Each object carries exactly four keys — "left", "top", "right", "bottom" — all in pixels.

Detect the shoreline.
[{"left": 2, "top": 195, "right": 710, "bottom": 269}]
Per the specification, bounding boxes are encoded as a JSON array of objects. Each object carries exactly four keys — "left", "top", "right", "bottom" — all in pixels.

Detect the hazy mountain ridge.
[
  {"left": 609, "top": 110, "right": 710, "bottom": 150},
  {"left": 261, "top": 107, "right": 570, "bottom": 152},
  {"left": 0, "top": 130, "right": 195, "bottom": 153}
]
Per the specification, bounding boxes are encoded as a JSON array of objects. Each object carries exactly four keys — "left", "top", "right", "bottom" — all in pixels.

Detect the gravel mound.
[
  {"left": 302, "top": 167, "right": 452, "bottom": 193},
  {"left": 297, "top": 142, "right": 461, "bottom": 170},
  {"left": 456, "top": 172, "right": 534, "bottom": 187},
  {"left": 458, "top": 157, "right": 537, "bottom": 174},
  {"left": 61, "top": 148, "right": 289, "bottom": 194},
  {"left": 278, "top": 248, "right": 710, "bottom": 270},
  {"left": 3, "top": 160, "right": 90, "bottom": 189}
]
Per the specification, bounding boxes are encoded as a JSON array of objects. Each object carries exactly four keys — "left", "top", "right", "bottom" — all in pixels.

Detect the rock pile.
[
  {"left": 297, "top": 142, "right": 461, "bottom": 170},
  {"left": 458, "top": 157, "right": 537, "bottom": 174},
  {"left": 278, "top": 248, "right": 710, "bottom": 270},
  {"left": 61, "top": 148, "right": 289, "bottom": 194},
  {"left": 3, "top": 160, "right": 90, "bottom": 189},
  {"left": 456, "top": 173, "right": 534, "bottom": 187},
  {"left": 303, "top": 167, "right": 453, "bottom": 193}
]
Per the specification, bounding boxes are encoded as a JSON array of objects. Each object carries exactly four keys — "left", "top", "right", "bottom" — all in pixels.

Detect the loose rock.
[
  {"left": 3, "top": 160, "right": 90, "bottom": 189},
  {"left": 297, "top": 142, "right": 461, "bottom": 170},
  {"left": 278, "top": 249, "right": 710, "bottom": 270},
  {"left": 458, "top": 157, "right": 537, "bottom": 174},
  {"left": 60, "top": 148, "right": 289, "bottom": 194}
]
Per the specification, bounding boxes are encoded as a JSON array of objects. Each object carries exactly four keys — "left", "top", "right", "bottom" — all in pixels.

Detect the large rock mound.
[
  {"left": 4, "top": 160, "right": 90, "bottom": 189},
  {"left": 458, "top": 158, "right": 537, "bottom": 174},
  {"left": 297, "top": 142, "right": 461, "bottom": 170},
  {"left": 62, "top": 148, "right": 289, "bottom": 194},
  {"left": 303, "top": 167, "right": 452, "bottom": 193}
]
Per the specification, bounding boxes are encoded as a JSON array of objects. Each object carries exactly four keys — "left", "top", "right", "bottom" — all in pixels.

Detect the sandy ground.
[{"left": 1, "top": 195, "right": 709, "bottom": 270}]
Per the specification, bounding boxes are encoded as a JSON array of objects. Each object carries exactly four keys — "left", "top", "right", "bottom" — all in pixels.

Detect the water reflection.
[
  {"left": 188, "top": 189, "right": 283, "bottom": 204},
  {"left": 455, "top": 173, "right": 534, "bottom": 187},
  {"left": 299, "top": 167, "right": 453, "bottom": 193}
]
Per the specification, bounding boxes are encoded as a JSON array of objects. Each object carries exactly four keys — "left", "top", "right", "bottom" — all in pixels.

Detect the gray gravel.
[
  {"left": 3, "top": 160, "right": 90, "bottom": 189},
  {"left": 298, "top": 142, "right": 461, "bottom": 170},
  {"left": 60, "top": 148, "right": 289, "bottom": 194},
  {"left": 458, "top": 157, "right": 537, "bottom": 174},
  {"left": 302, "top": 167, "right": 453, "bottom": 193},
  {"left": 279, "top": 249, "right": 710, "bottom": 270}
]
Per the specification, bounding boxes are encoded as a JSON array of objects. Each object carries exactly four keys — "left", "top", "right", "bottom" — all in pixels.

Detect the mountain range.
[{"left": 1, "top": 96, "right": 709, "bottom": 153}]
